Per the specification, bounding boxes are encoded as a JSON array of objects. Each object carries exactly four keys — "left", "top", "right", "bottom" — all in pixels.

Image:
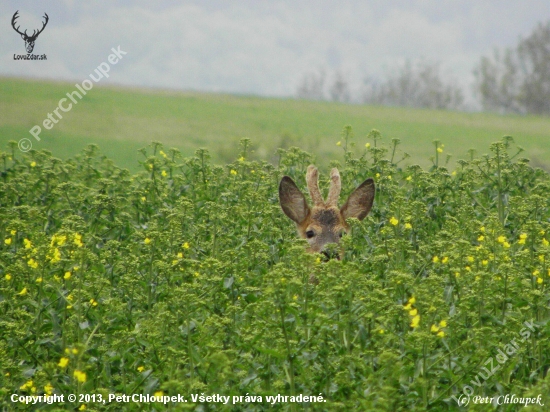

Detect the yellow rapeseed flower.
[
  {"left": 73, "top": 370, "right": 86, "bottom": 383},
  {"left": 503, "top": 241, "right": 511, "bottom": 248},
  {"left": 58, "top": 357, "right": 69, "bottom": 368},
  {"left": 437, "top": 147, "right": 443, "bottom": 153},
  {"left": 543, "top": 238, "right": 549, "bottom": 247},
  {"left": 477, "top": 235, "right": 485, "bottom": 242},
  {"left": 365, "top": 143, "right": 371, "bottom": 148},
  {"left": 409, "top": 308, "right": 418, "bottom": 316},
  {"left": 154, "top": 391, "right": 164, "bottom": 397},
  {"left": 79, "top": 404, "right": 87, "bottom": 410},
  {"left": 336, "top": 141, "right": 341, "bottom": 146},
  {"left": 408, "top": 296, "right": 416, "bottom": 305},
  {"left": 18, "top": 287, "right": 28, "bottom": 296},
  {"left": 20, "top": 380, "right": 33, "bottom": 390},
  {"left": 144, "top": 238, "right": 151, "bottom": 245},
  {"left": 36, "top": 277, "right": 43, "bottom": 283},
  {"left": 389, "top": 217, "right": 399, "bottom": 226},
  {"left": 533, "top": 270, "right": 540, "bottom": 276},
  {"left": 64, "top": 272, "right": 72, "bottom": 280},
  {"left": 5, "top": 274, "right": 12, "bottom": 281},
  {"left": 437, "top": 330, "right": 445, "bottom": 337},
  {"left": 442, "top": 256, "right": 449, "bottom": 264},
  {"left": 430, "top": 324, "right": 439, "bottom": 333},
  {"left": 432, "top": 256, "right": 439, "bottom": 263},
  {"left": 4, "top": 238, "right": 12, "bottom": 245},
  {"left": 439, "top": 320, "right": 447, "bottom": 327},
  {"left": 230, "top": 169, "right": 237, "bottom": 175},
  {"left": 497, "top": 236, "right": 506, "bottom": 243},
  {"left": 404, "top": 222, "right": 412, "bottom": 229},
  {"left": 74, "top": 234, "right": 83, "bottom": 247},
  {"left": 537, "top": 277, "right": 543, "bottom": 284},
  {"left": 44, "top": 383, "right": 54, "bottom": 395},
  {"left": 48, "top": 247, "right": 61, "bottom": 263},
  {"left": 177, "top": 252, "right": 183, "bottom": 259},
  {"left": 467, "top": 256, "right": 474, "bottom": 263},
  {"left": 161, "top": 170, "right": 168, "bottom": 177},
  {"left": 482, "top": 260, "right": 489, "bottom": 266},
  {"left": 90, "top": 299, "right": 98, "bottom": 307},
  {"left": 24, "top": 238, "right": 32, "bottom": 249},
  {"left": 406, "top": 175, "right": 412, "bottom": 181},
  {"left": 30, "top": 161, "right": 37, "bottom": 167},
  {"left": 137, "top": 366, "right": 145, "bottom": 372},
  {"left": 182, "top": 242, "right": 190, "bottom": 249},
  {"left": 410, "top": 315, "right": 420, "bottom": 328}
]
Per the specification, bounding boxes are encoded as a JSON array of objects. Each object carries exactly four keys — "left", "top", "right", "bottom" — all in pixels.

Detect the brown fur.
[{"left": 279, "top": 165, "right": 375, "bottom": 254}]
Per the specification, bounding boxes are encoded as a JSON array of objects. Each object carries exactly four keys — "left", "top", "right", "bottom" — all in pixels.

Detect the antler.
[
  {"left": 306, "top": 165, "right": 325, "bottom": 206},
  {"left": 12, "top": 11, "right": 49, "bottom": 40},
  {"left": 11, "top": 11, "right": 26, "bottom": 37},
  {"left": 32, "top": 13, "right": 49, "bottom": 38},
  {"left": 326, "top": 168, "right": 341, "bottom": 207}
]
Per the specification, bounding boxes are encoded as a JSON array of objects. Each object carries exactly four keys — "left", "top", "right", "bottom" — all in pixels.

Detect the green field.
[
  {"left": 1, "top": 137, "right": 549, "bottom": 410},
  {"left": 1, "top": 77, "right": 549, "bottom": 171}
]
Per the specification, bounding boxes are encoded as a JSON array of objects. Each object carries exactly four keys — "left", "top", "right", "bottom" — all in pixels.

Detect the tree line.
[{"left": 297, "top": 21, "right": 550, "bottom": 115}]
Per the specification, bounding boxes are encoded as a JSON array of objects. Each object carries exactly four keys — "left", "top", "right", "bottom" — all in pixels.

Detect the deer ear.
[
  {"left": 279, "top": 176, "right": 310, "bottom": 224},
  {"left": 340, "top": 178, "right": 375, "bottom": 221}
]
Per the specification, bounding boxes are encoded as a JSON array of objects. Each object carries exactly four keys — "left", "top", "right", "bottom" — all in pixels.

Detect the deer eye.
[{"left": 306, "top": 230, "right": 315, "bottom": 239}]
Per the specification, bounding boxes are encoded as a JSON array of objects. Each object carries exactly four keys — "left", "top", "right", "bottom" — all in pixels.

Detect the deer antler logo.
[{"left": 11, "top": 11, "right": 49, "bottom": 54}]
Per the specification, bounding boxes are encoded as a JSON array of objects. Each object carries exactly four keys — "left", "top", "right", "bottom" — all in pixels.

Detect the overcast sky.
[{"left": 2, "top": 1, "right": 550, "bottom": 106}]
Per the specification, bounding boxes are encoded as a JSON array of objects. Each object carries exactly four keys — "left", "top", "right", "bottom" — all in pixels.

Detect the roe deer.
[{"left": 279, "top": 165, "right": 375, "bottom": 258}]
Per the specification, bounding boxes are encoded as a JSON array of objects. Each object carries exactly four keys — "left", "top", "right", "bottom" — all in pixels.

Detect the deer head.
[
  {"left": 279, "top": 165, "right": 375, "bottom": 258},
  {"left": 12, "top": 11, "right": 49, "bottom": 54}
]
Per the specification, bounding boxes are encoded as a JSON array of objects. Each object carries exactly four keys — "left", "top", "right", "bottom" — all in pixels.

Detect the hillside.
[{"left": 1, "top": 77, "right": 549, "bottom": 171}]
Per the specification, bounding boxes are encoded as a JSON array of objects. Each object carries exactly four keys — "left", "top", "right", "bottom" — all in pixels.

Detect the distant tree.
[
  {"left": 363, "top": 60, "right": 464, "bottom": 110},
  {"left": 474, "top": 21, "right": 550, "bottom": 115},
  {"left": 328, "top": 71, "right": 351, "bottom": 103},
  {"left": 296, "top": 70, "right": 326, "bottom": 100}
]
